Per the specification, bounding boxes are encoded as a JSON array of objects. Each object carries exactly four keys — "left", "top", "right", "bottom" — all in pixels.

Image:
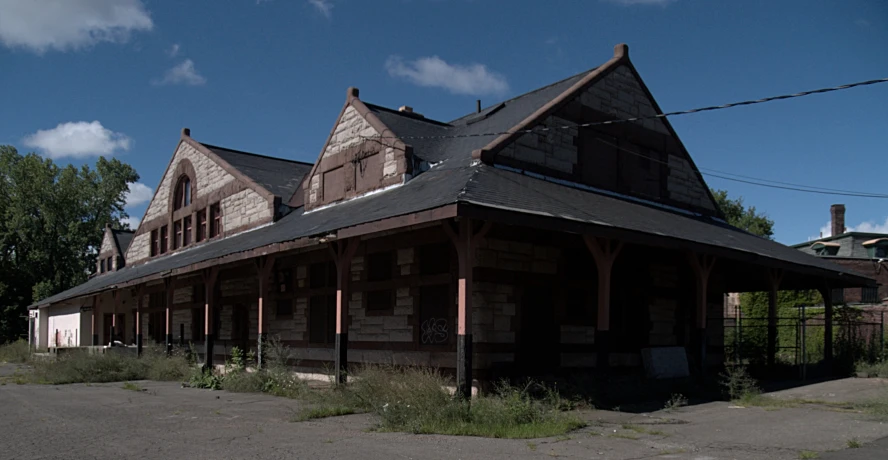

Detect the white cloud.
[
  {"left": 125, "top": 182, "right": 153, "bottom": 207},
  {"left": 152, "top": 59, "right": 207, "bottom": 86},
  {"left": 308, "top": 0, "right": 333, "bottom": 18},
  {"left": 813, "top": 217, "right": 888, "bottom": 240},
  {"left": 385, "top": 55, "right": 509, "bottom": 96},
  {"left": 167, "top": 43, "right": 180, "bottom": 57},
  {"left": 121, "top": 216, "right": 141, "bottom": 230},
  {"left": 0, "top": 0, "right": 153, "bottom": 53},
  {"left": 23, "top": 121, "right": 132, "bottom": 159},
  {"left": 851, "top": 217, "right": 888, "bottom": 234},
  {"left": 603, "top": 0, "right": 676, "bottom": 5}
]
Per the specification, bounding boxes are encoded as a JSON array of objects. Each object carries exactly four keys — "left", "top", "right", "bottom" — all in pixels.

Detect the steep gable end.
[
  {"left": 302, "top": 88, "right": 413, "bottom": 210},
  {"left": 477, "top": 44, "right": 720, "bottom": 216},
  {"left": 126, "top": 131, "right": 278, "bottom": 264}
]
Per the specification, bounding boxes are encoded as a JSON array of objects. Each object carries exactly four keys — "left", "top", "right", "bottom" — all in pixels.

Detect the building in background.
[{"left": 792, "top": 204, "right": 888, "bottom": 306}]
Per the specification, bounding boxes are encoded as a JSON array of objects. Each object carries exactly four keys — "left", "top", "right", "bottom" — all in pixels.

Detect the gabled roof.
[
  {"left": 111, "top": 228, "right": 135, "bottom": 255},
  {"left": 201, "top": 143, "right": 313, "bottom": 203},
  {"left": 31, "top": 44, "right": 874, "bottom": 309}
]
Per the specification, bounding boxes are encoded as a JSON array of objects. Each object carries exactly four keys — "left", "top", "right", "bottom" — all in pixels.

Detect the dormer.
[
  {"left": 863, "top": 238, "right": 888, "bottom": 259},
  {"left": 811, "top": 241, "right": 840, "bottom": 256},
  {"left": 300, "top": 87, "right": 414, "bottom": 211},
  {"left": 96, "top": 224, "right": 134, "bottom": 275},
  {"left": 125, "top": 129, "right": 312, "bottom": 265}
]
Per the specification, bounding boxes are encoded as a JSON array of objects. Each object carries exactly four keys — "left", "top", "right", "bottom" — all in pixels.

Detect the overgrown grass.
[
  {"left": 22, "top": 347, "right": 192, "bottom": 384},
  {"left": 0, "top": 340, "right": 30, "bottom": 363},
  {"left": 855, "top": 360, "right": 888, "bottom": 378},
  {"left": 798, "top": 450, "right": 819, "bottom": 459},
  {"left": 294, "top": 365, "right": 586, "bottom": 438}
]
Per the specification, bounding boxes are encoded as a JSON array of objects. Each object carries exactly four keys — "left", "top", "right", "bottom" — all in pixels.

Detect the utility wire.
[
  {"left": 591, "top": 137, "right": 888, "bottom": 199},
  {"left": 362, "top": 77, "right": 888, "bottom": 141}
]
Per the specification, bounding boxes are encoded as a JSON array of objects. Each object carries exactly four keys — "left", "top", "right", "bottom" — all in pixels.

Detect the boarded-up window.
[
  {"left": 366, "top": 251, "right": 394, "bottom": 313},
  {"left": 419, "top": 242, "right": 451, "bottom": 275},
  {"left": 355, "top": 153, "right": 382, "bottom": 193},
  {"left": 191, "top": 308, "right": 205, "bottom": 342},
  {"left": 419, "top": 285, "right": 450, "bottom": 346},
  {"left": 323, "top": 167, "right": 345, "bottom": 203}
]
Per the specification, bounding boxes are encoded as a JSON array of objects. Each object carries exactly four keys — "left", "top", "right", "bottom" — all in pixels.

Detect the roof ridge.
[
  {"left": 200, "top": 142, "right": 313, "bottom": 166},
  {"left": 364, "top": 102, "right": 453, "bottom": 127},
  {"left": 448, "top": 66, "right": 598, "bottom": 124}
]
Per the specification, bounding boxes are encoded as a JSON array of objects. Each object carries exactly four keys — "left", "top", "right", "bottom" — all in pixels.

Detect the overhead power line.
[
  {"left": 362, "top": 76, "right": 888, "bottom": 141},
  {"left": 591, "top": 137, "right": 888, "bottom": 199}
]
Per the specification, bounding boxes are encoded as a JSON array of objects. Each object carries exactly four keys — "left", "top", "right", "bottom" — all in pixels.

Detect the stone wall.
[
  {"left": 347, "top": 249, "right": 416, "bottom": 342},
  {"left": 221, "top": 189, "right": 271, "bottom": 232},
  {"left": 308, "top": 104, "right": 400, "bottom": 207},
  {"left": 141, "top": 142, "right": 235, "bottom": 227},
  {"left": 667, "top": 156, "right": 713, "bottom": 212},
  {"left": 496, "top": 64, "right": 716, "bottom": 214},
  {"left": 582, "top": 65, "right": 669, "bottom": 135},
  {"left": 100, "top": 232, "right": 115, "bottom": 254}
]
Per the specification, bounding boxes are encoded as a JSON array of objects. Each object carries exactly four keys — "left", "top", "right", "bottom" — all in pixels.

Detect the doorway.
[
  {"left": 231, "top": 304, "right": 251, "bottom": 352},
  {"left": 517, "top": 286, "right": 560, "bottom": 373}
]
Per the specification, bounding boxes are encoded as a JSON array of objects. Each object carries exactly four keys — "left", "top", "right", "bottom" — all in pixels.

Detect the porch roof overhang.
[{"left": 31, "top": 163, "right": 873, "bottom": 310}]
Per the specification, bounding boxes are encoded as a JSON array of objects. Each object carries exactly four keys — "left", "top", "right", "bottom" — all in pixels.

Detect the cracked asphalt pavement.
[{"left": 1, "top": 366, "right": 887, "bottom": 460}]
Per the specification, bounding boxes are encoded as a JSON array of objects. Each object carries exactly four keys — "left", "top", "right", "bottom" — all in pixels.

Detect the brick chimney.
[{"left": 830, "top": 204, "right": 846, "bottom": 236}]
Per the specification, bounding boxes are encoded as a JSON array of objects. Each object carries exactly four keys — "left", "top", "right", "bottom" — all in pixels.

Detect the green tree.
[
  {"left": 711, "top": 189, "right": 774, "bottom": 239},
  {"left": 712, "top": 188, "right": 821, "bottom": 363},
  {"left": 0, "top": 146, "right": 139, "bottom": 342}
]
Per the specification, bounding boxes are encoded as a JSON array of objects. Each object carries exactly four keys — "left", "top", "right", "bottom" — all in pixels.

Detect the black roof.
[
  {"left": 203, "top": 143, "right": 313, "bottom": 201},
  {"left": 112, "top": 229, "right": 135, "bottom": 256},
  {"left": 368, "top": 69, "right": 589, "bottom": 164},
  {"left": 32, "top": 66, "right": 871, "bottom": 308}
]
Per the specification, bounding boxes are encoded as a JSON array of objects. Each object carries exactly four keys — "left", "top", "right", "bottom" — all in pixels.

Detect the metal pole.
[
  {"left": 879, "top": 310, "right": 885, "bottom": 359},
  {"left": 801, "top": 304, "right": 807, "bottom": 381},
  {"left": 737, "top": 311, "right": 743, "bottom": 365}
]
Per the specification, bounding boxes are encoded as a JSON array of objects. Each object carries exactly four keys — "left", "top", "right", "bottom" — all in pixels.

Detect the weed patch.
[
  {"left": 23, "top": 348, "right": 192, "bottom": 384},
  {"left": 663, "top": 393, "right": 688, "bottom": 411},
  {"left": 122, "top": 382, "right": 144, "bottom": 392},
  {"left": 798, "top": 450, "right": 819, "bottom": 459},
  {"left": 0, "top": 340, "right": 29, "bottom": 363},
  {"left": 847, "top": 438, "right": 861, "bottom": 449}
]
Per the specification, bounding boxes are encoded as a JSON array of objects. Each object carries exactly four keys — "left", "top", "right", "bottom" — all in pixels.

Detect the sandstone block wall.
[{"left": 222, "top": 188, "right": 271, "bottom": 232}]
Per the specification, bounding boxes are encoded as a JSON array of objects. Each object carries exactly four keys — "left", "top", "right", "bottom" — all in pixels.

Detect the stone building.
[{"left": 30, "top": 44, "right": 873, "bottom": 396}]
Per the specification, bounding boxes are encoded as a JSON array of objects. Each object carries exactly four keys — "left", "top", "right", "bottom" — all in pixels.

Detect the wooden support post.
[
  {"left": 583, "top": 236, "right": 624, "bottom": 371},
  {"left": 687, "top": 253, "right": 717, "bottom": 374},
  {"left": 135, "top": 286, "right": 143, "bottom": 356},
  {"left": 256, "top": 255, "right": 276, "bottom": 369},
  {"left": 818, "top": 283, "right": 834, "bottom": 370},
  {"left": 445, "top": 218, "right": 490, "bottom": 399},
  {"left": 92, "top": 295, "right": 101, "bottom": 346},
  {"left": 767, "top": 269, "right": 783, "bottom": 368},
  {"left": 165, "top": 277, "right": 174, "bottom": 356},
  {"left": 203, "top": 268, "right": 219, "bottom": 370},
  {"left": 330, "top": 238, "right": 359, "bottom": 385}
]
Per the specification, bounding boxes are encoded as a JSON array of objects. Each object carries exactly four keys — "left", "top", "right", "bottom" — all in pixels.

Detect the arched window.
[{"left": 173, "top": 175, "right": 192, "bottom": 210}]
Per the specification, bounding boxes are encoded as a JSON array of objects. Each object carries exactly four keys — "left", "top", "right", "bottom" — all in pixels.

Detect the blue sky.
[{"left": 0, "top": 0, "right": 886, "bottom": 244}]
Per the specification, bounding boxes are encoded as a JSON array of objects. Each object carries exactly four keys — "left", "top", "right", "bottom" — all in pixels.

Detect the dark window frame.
[
  {"left": 173, "top": 175, "right": 192, "bottom": 211},
  {"left": 364, "top": 250, "right": 395, "bottom": 315}
]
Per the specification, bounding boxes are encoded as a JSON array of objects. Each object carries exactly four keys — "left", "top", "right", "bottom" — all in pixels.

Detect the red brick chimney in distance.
[{"left": 830, "top": 204, "right": 846, "bottom": 237}]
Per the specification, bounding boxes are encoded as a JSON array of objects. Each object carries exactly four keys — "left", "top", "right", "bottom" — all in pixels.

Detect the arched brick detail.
[{"left": 168, "top": 158, "right": 198, "bottom": 212}]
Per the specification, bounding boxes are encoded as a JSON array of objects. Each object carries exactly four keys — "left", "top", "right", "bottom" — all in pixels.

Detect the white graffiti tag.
[{"left": 421, "top": 318, "right": 448, "bottom": 344}]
